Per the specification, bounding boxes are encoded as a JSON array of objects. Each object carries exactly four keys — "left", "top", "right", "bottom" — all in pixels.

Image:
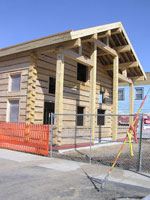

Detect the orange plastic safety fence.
[{"left": 0, "top": 122, "right": 50, "bottom": 156}]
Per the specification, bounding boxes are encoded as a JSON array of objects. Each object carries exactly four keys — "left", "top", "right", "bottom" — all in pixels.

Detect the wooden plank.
[
  {"left": 0, "top": 56, "right": 30, "bottom": 68},
  {"left": 62, "top": 49, "right": 94, "bottom": 67},
  {"left": 0, "top": 90, "right": 27, "bottom": 96},
  {"left": 0, "top": 63, "right": 30, "bottom": 72},
  {"left": 112, "top": 56, "right": 119, "bottom": 140},
  {"left": 95, "top": 39, "right": 117, "bottom": 57}
]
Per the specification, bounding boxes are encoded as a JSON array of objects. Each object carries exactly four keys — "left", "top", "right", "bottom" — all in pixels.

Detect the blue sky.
[{"left": 0, "top": 0, "right": 150, "bottom": 72}]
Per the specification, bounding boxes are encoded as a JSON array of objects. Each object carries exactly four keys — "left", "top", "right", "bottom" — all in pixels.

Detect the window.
[
  {"left": 44, "top": 102, "right": 54, "bottom": 124},
  {"left": 118, "top": 89, "right": 124, "bottom": 101},
  {"left": 97, "top": 109, "right": 105, "bottom": 126},
  {"left": 9, "top": 100, "right": 19, "bottom": 122},
  {"left": 77, "top": 106, "right": 84, "bottom": 126},
  {"left": 77, "top": 63, "right": 87, "bottom": 82},
  {"left": 135, "top": 88, "right": 144, "bottom": 100},
  {"left": 49, "top": 77, "right": 56, "bottom": 94},
  {"left": 10, "top": 74, "right": 21, "bottom": 91},
  {"left": 100, "top": 92, "right": 104, "bottom": 104}
]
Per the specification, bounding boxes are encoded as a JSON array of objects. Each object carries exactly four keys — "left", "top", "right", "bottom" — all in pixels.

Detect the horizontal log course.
[{"left": 0, "top": 56, "right": 30, "bottom": 68}]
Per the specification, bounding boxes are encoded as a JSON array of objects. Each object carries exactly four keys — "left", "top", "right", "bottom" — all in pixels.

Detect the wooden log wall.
[
  {"left": 35, "top": 51, "right": 113, "bottom": 144},
  {"left": 0, "top": 50, "right": 113, "bottom": 145},
  {"left": 0, "top": 56, "right": 30, "bottom": 122}
]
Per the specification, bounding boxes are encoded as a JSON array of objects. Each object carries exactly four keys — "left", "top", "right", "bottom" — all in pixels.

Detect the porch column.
[
  {"left": 54, "top": 53, "right": 64, "bottom": 146},
  {"left": 89, "top": 41, "right": 97, "bottom": 141},
  {"left": 112, "top": 56, "right": 119, "bottom": 140},
  {"left": 129, "top": 82, "right": 134, "bottom": 125}
]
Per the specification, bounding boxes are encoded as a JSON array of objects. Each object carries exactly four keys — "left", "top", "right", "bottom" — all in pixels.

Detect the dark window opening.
[
  {"left": 44, "top": 102, "right": 54, "bottom": 124},
  {"left": 77, "top": 63, "right": 87, "bottom": 82},
  {"left": 97, "top": 109, "right": 105, "bottom": 126},
  {"left": 77, "top": 106, "right": 84, "bottom": 126},
  {"left": 49, "top": 77, "right": 56, "bottom": 94}
]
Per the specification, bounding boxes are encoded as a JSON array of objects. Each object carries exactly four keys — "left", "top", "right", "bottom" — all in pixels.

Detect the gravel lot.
[{"left": 55, "top": 140, "right": 150, "bottom": 173}]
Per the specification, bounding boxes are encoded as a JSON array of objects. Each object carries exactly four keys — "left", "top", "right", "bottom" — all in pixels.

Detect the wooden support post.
[
  {"left": 112, "top": 56, "right": 119, "bottom": 140},
  {"left": 54, "top": 53, "right": 64, "bottom": 146},
  {"left": 129, "top": 83, "right": 134, "bottom": 125},
  {"left": 89, "top": 41, "right": 97, "bottom": 141}
]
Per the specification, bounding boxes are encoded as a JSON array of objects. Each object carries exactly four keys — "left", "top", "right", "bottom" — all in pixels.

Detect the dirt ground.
[{"left": 54, "top": 140, "right": 150, "bottom": 173}]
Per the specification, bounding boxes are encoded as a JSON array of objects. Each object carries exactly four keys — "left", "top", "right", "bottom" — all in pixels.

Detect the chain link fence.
[{"left": 49, "top": 113, "right": 150, "bottom": 173}]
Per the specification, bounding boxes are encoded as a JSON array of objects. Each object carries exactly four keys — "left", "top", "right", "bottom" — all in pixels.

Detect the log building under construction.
[{"left": 0, "top": 22, "right": 146, "bottom": 146}]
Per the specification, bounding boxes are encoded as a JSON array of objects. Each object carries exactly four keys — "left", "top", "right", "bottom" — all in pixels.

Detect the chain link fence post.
[
  {"left": 138, "top": 114, "right": 143, "bottom": 172},
  {"left": 89, "top": 115, "right": 92, "bottom": 164},
  {"left": 50, "top": 113, "right": 54, "bottom": 158}
]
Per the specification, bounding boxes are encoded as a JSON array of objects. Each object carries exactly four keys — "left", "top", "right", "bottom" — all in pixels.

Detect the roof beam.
[
  {"left": 111, "top": 27, "right": 122, "bottom": 35},
  {"left": 113, "top": 45, "right": 131, "bottom": 53},
  {"left": 81, "top": 34, "right": 98, "bottom": 43},
  {"left": 37, "top": 38, "right": 81, "bottom": 54},
  {"left": 130, "top": 76, "right": 145, "bottom": 82},
  {"left": 104, "top": 61, "right": 139, "bottom": 71},
  {"left": 97, "top": 28, "right": 121, "bottom": 40},
  {"left": 118, "top": 73, "right": 132, "bottom": 84},
  {"left": 98, "top": 30, "right": 111, "bottom": 38},
  {"left": 95, "top": 39, "right": 117, "bottom": 57},
  {"left": 56, "top": 38, "right": 81, "bottom": 51},
  {"left": 62, "top": 49, "right": 93, "bottom": 67},
  {"left": 97, "top": 45, "right": 131, "bottom": 57}
]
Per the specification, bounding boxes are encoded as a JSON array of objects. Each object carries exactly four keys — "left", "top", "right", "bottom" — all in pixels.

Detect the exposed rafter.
[
  {"left": 81, "top": 33, "right": 98, "bottom": 43},
  {"left": 113, "top": 45, "right": 131, "bottom": 53},
  {"left": 98, "top": 30, "right": 111, "bottom": 38},
  {"left": 62, "top": 49, "right": 94, "bottom": 67},
  {"left": 97, "top": 45, "right": 131, "bottom": 57},
  {"left": 129, "top": 76, "right": 145, "bottom": 82},
  {"left": 104, "top": 61, "right": 139, "bottom": 71},
  {"left": 95, "top": 39, "right": 117, "bottom": 57},
  {"left": 111, "top": 27, "right": 122, "bottom": 35}
]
